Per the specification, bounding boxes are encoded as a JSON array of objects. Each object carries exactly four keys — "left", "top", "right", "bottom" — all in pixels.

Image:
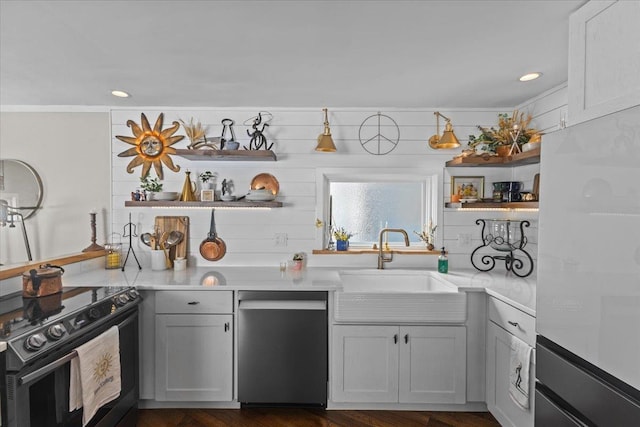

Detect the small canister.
[{"left": 105, "top": 233, "right": 122, "bottom": 270}]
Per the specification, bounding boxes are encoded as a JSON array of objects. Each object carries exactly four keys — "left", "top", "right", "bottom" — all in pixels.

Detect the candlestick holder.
[
  {"left": 470, "top": 219, "right": 534, "bottom": 277},
  {"left": 121, "top": 213, "right": 142, "bottom": 271},
  {"left": 82, "top": 212, "right": 105, "bottom": 252}
]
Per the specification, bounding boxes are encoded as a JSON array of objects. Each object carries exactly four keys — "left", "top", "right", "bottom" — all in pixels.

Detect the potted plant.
[
  {"left": 414, "top": 220, "right": 437, "bottom": 250},
  {"left": 471, "top": 110, "right": 541, "bottom": 156},
  {"left": 140, "top": 175, "right": 163, "bottom": 200},
  {"left": 333, "top": 227, "right": 353, "bottom": 251},
  {"left": 292, "top": 252, "right": 305, "bottom": 270},
  {"left": 199, "top": 171, "right": 217, "bottom": 189}
]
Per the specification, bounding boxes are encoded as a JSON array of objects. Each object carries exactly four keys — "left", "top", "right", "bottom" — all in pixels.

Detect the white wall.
[
  {"left": 0, "top": 93, "right": 568, "bottom": 273},
  {"left": 111, "top": 107, "right": 547, "bottom": 271},
  {"left": 0, "top": 111, "right": 111, "bottom": 265}
]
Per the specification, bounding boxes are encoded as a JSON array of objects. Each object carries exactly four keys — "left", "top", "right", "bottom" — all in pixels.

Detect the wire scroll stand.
[
  {"left": 470, "top": 219, "right": 534, "bottom": 278},
  {"left": 122, "top": 213, "right": 141, "bottom": 271}
]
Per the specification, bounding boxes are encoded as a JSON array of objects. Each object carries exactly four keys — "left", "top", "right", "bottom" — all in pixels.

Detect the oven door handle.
[{"left": 19, "top": 312, "right": 137, "bottom": 386}]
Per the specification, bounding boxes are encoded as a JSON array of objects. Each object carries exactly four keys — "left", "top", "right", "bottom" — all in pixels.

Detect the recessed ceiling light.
[
  {"left": 519, "top": 72, "right": 542, "bottom": 82},
  {"left": 111, "top": 90, "right": 130, "bottom": 98}
]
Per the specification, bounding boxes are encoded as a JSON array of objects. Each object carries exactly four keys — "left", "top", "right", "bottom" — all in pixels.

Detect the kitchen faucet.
[{"left": 378, "top": 228, "right": 410, "bottom": 269}]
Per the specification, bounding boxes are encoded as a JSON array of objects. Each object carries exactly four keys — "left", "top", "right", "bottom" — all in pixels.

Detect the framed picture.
[
  {"left": 451, "top": 176, "right": 484, "bottom": 201},
  {"left": 200, "top": 189, "right": 215, "bottom": 202}
]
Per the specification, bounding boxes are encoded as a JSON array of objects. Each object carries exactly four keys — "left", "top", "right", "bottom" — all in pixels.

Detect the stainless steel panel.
[
  {"left": 537, "top": 338, "right": 640, "bottom": 426},
  {"left": 238, "top": 291, "right": 327, "bottom": 405}
]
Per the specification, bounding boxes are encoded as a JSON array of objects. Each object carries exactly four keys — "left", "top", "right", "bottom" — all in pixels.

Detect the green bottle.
[{"left": 438, "top": 247, "right": 448, "bottom": 273}]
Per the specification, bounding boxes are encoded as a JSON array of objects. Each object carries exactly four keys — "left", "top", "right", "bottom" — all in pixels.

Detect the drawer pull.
[
  {"left": 187, "top": 301, "right": 200, "bottom": 305},
  {"left": 508, "top": 321, "right": 519, "bottom": 327},
  {"left": 224, "top": 322, "right": 230, "bottom": 332},
  {"left": 404, "top": 334, "right": 409, "bottom": 344},
  {"left": 393, "top": 334, "right": 398, "bottom": 344}
]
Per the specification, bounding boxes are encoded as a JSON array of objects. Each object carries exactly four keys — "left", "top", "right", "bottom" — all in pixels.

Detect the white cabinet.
[
  {"left": 486, "top": 297, "right": 535, "bottom": 427},
  {"left": 332, "top": 325, "right": 466, "bottom": 404},
  {"left": 568, "top": 0, "right": 640, "bottom": 125},
  {"left": 153, "top": 291, "right": 234, "bottom": 402},
  {"left": 155, "top": 314, "right": 232, "bottom": 401}
]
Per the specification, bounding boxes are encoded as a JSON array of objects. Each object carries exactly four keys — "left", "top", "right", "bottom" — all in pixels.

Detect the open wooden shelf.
[
  {"left": 445, "top": 146, "right": 540, "bottom": 167},
  {"left": 174, "top": 149, "right": 277, "bottom": 161},
  {"left": 312, "top": 248, "right": 440, "bottom": 255},
  {"left": 125, "top": 200, "right": 282, "bottom": 208},
  {"left": 445, "top": 201, "right": 539, "bottom": 210}
]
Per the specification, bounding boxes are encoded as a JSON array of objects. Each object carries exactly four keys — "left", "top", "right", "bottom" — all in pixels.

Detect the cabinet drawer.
[
  {"left": 489, "top": 297, "right": 535, "bottom": 347},
  {"left": 155, "top": 291, "right": 233, "bottom": 314}
]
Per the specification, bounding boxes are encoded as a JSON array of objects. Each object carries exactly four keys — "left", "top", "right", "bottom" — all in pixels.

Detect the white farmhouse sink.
[{"left": 335, "top": 270, "right": 467, "bottom": 323}]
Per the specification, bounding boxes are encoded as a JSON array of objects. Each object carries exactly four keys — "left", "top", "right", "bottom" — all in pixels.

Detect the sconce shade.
[
  {"left": 428, "top": 112, "right": 461, "bottom": 149},
  {"left": 316, "top": 108, "right": 337, "bottom": 152}
]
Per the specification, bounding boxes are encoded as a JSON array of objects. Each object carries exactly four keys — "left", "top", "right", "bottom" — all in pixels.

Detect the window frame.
[{"left": 315, "top": 168, "right": 441, "bottom": 250}]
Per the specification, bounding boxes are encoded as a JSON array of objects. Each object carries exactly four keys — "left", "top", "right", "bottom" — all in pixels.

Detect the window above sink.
[{"left": 315, "top": 168, "right": 440, "bottom": 251}]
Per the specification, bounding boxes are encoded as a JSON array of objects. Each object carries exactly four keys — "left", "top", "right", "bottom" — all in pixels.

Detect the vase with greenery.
[
  {"left": 199, "top": 171, "right": 217, "bottom": 189},
  {"left": 333, "top": 227, "right": 353, "bottom": 251},
  {"left": 140, "top": 175, "right": 163, "bottom": 200},
  {"left": 469, "top": 110, "right": 541, "bottom": 156}
]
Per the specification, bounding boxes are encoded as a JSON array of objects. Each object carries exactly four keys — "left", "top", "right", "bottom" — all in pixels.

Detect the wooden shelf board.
[
  {"left": 445, "top": 146, "right": 540, "bottom": 167},
  {"left": 0, "top": 251, "right": 106, "bottom": 281},
  {"left": 446, "top": 201, "right": 539, "bottom": 209},
  {"left": 125, "top": 200, "right": 282, "bottom": 208},
  {"left": 174, "top": 149, "right": 277, "bottom": 161},
  {"left": 312, "top": 248, "right": 440, "bottom": 255}
]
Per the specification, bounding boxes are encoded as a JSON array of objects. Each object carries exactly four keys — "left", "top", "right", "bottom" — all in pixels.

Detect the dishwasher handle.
[{"left": 238, "top": 300, "right": 326, "bottom": 311}]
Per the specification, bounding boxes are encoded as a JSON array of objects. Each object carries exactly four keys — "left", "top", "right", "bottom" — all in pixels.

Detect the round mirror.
[{"left": 0, "top": 159, "right": 44, "bottom": 220}]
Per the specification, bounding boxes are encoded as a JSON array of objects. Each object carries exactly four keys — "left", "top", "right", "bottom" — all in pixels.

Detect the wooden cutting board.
[{"left": 154, "top": 216, "right": 189, "bottom": 264}]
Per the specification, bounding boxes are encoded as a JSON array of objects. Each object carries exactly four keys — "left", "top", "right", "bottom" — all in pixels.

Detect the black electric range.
[{"left": 0, "top": 286, "right": 140, "bottom": 371}]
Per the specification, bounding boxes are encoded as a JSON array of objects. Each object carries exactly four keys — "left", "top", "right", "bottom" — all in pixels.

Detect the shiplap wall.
[{"left": 110, "top": 93, "right": 566, "bottom": 270}]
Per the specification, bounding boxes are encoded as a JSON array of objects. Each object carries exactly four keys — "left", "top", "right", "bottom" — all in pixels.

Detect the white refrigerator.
[{"left": 535, "top": 105, "right": 640, "bottom": 425}]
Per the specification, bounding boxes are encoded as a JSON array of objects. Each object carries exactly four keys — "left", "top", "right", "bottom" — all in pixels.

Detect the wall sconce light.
[
  {"left": 428, "top": 111, "right": 460, "bottom": 149},
  {"left": 0, "top": 199, "right": 33, "bottom": 261},
  {"left": 316, "top": 108, "right": 337, "bottom": 152}
]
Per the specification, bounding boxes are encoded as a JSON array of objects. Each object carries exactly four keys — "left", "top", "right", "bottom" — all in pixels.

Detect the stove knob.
[
  {"left": 24, "top": 333, "right": 47, "bottom": 351},
  {"left": 88, "top": 307, "right": 101, "bottom": 320},
  {"left": 115, "top": 294, "right": 129, "bottom": 307},
  {"left": 46, "top": 323, "right": 66, "bottom": 340},
  {"left": 127, "top": 289, "right": 139, "bottom": 300}
]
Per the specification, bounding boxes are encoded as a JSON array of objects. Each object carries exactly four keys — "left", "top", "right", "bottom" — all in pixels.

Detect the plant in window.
[
  {"left": 333, "top": 227, "right": 353, "bottom": 242},
  {"left": 414, "top": 220, "right": 437, "bottom": 250},
  {"left": 333, "top": 226, "right": 353, "bottom": 251}
]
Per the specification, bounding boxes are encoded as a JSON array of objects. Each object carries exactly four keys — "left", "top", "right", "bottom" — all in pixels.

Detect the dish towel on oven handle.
[
  {"left": 69, "top": 326, "right": 121, "bottom": 426},
  {"left": 509, "top": 334, "right": 532, "bottom": 410}
]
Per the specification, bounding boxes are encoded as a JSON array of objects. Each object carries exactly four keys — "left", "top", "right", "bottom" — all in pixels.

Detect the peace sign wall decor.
[{"left": 358, "top": 112, "right": 400, "bottom": 155}]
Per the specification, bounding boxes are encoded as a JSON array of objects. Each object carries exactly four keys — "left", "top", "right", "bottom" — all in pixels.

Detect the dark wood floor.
[{"left": 137, "top": 408, "right": 501, "bottom": 427}]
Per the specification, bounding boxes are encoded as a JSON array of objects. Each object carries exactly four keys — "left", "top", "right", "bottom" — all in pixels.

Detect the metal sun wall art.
[
  {"left": 116, "top": 113, "right": 184, "bottom": 179},
  {"left": 358, "top": 112, "right": 400, "bottom": 155}
]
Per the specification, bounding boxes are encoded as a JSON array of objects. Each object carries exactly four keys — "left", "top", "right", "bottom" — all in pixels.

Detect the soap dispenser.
[{"left": 438, "top": 247, "right": 448, "bottom": 274}]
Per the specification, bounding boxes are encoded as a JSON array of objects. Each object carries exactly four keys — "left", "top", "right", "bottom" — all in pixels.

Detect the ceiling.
[{"left": 0, "top": 0, "right": 586, "bottom": 109}]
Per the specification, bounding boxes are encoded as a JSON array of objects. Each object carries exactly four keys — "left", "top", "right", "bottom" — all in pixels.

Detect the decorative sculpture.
[{"left": 116, "top": 113, "right": 184, "bottom": 179}]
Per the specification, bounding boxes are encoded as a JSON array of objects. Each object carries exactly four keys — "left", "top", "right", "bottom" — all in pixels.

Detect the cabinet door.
[
  {"left": 331, "top": 325, "right": 399, "bottom": 403},
  {"left": 138, "top": 290, "right": 156, "bottom": 399},
  {"left": 486, "top": 321, "right": 535, "bottom": 427},
  {"left": 155, "top": 314, "right": 233, "bottom": 401},
  {"left": 399, "top": 326, "right": 466, "bottom": 404},
  {"left": 568, "top": 0, "right": 640, "bottom": 125}
]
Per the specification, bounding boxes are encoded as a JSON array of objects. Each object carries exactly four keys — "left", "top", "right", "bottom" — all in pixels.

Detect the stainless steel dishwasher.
[{"left": 238, "top": 291, "right": 327, "bottom": 407}]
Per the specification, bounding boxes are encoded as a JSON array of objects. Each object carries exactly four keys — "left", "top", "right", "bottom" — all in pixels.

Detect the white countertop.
[
  {"left": 62, "top": 267, "right": 344, "bottom": 291},
  {"left": 62, "top": 266, "right": 536, "bottom": 316},
  {"left": 439, "top": 269, "right": 537, "bottom": 316},
  {"left": 0, "top": 341, "right": 6, "bottom": 352}
]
